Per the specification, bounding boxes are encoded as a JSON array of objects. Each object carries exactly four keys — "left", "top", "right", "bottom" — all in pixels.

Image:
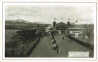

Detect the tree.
[
  {"left": 67, "top": 21, "right": 71, "bottom": 26},
  {"left": 53, "top": 21, "right": 56, "bottom": 28}
]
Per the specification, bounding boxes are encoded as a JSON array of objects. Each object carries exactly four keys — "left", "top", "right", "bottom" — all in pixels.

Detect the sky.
[{"left": 5, "top": 5, "right": 96, "bottom": 24}]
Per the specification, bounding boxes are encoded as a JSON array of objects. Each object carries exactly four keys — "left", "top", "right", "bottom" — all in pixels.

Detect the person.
[
  {"left": 62, "top": 30, "right": 65, "bottom": 40},
  {"left": 48, "top": 30, "right": 55, "bottom": 40},
  {"left": 52, "top": 41, "right": 59, "bottom": 54},
  {"left": 49, "top": 30, "right": 59, "bottom": 54}
]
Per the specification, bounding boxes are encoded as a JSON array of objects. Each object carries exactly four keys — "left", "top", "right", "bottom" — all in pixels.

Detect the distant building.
[
  {"left": 68, "top": 28, "right": 87, "bottom": 38},
  {"left": 56, "top": 22, "right": 68, "bottom": 30}
]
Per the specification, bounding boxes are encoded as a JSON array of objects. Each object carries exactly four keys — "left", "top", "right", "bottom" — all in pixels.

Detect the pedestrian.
[{"left": 52, "top": 42, "right": 59, "bottom": 54}]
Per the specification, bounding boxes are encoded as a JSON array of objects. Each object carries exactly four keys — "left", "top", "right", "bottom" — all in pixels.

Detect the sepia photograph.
[{"left": 4, "top": 3, "right": 96, "bottom": 58}]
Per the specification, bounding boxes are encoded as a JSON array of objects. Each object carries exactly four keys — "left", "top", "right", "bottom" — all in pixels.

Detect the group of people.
[
  {"left": 46, "top": 21, "right": 67, "bottom": 54},
  {"left": 47, "top": 21, "right": 60, "bottom": 54},
  {"left": 48, "top": 30, "right": 59, "bottom": 54}
]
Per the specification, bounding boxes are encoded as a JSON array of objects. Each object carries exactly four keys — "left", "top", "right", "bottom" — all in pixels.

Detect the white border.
[
  {"left": 3, "top": 0, "right": 96, "bottom": 3},
  {"left": 2, "top": 2, "right": 97, "bottom": 60},
  {"left": 0, "top": 0, "right": 2, "bottom": 60}
]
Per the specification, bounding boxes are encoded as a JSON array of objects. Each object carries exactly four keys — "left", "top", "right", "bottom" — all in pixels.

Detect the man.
[{"left": 51, "top": 39, "right": 59, "bottom": 54}]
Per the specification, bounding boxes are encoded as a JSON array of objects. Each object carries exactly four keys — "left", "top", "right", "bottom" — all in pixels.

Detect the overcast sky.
[{"left": 5, "top": 5, "right": 96, "bottom": 24}]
